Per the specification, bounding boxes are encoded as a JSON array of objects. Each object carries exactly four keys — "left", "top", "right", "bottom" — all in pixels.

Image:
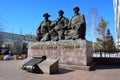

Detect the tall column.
[{"left": 113, "top": 0, "right": 120, "bottom": 49}]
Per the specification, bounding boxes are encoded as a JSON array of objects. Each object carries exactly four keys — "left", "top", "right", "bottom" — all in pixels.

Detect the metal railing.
[{"left": 93, "top": 50, "right": 120, "bottom": 58}]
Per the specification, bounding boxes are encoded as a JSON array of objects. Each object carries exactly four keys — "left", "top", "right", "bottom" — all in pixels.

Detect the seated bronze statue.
[
  {"left": 49, "top": 10, "right": 69, "bottom": 41},
  {"left": 36, "top": 13, "right": 52, "bottom": 41},
  {"left": 65, "top": 7, "right": 86, "bottom": 40}
]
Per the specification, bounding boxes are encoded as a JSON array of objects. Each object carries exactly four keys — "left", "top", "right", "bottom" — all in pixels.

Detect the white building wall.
[{"left": 113, "top": 0, "right": 120, "bottom": 48}]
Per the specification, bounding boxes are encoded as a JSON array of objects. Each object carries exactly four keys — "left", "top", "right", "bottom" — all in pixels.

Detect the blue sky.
[{"left": 0, "top": 0, "right": 115, "bottom": 42}]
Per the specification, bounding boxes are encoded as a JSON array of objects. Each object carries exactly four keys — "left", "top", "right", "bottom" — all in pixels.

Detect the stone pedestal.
[
  {"left": 28, "top": 39, "right": 93, "bottom": 68},
  {"left": 38, "top": 59, "right": 59, "bottom": 74}
]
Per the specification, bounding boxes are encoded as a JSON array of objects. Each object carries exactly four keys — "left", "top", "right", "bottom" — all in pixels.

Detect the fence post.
[{"left": 100, "top": 51, "right": 102, "bottom": 58}]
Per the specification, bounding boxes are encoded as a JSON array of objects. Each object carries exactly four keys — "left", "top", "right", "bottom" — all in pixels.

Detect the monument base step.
[
  {"left": 59, "top": 63, "right": 96, "bottom": 71},
  {"left": 38, "top": 59, "right": 59, "bottom": 74}
]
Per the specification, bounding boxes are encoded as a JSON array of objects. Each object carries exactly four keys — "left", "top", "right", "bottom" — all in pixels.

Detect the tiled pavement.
[{"left": 0, "top": 60, "right": 120, "bottom": 80}]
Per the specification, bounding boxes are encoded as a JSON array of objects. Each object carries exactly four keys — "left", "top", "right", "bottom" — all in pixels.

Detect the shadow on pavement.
[
  {"left": 93, "top": 65, "right": 120, "bottom": 70},
  {"left": 54, "top": 68, "right": 74, "bottom": 75},
  {"left": 33, "top": 68, "right": 74, "bottom": 75}
]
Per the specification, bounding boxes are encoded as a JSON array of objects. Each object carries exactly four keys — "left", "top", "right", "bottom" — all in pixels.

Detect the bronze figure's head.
[
  {"left": 43, "top": 13, "right": 51, "bottom": 17},
  {"left": 58, "top": 10, "right": 64, "bottom": 15},
  {"left": 73, "top": 7, "right": 80, "bottom": 11}
]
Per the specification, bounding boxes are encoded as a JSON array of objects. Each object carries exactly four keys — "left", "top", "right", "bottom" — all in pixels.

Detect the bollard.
[
  {"left": 0, "top": 55, "right": 4, "bottom": 60},
  {"left": 14, "top": 55, "right": 19, "bottom": 60}
]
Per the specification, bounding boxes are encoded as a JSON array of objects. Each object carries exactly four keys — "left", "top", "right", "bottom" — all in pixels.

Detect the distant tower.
[{"left": 113, "top": 0, "right": 120, "bottom": 49}]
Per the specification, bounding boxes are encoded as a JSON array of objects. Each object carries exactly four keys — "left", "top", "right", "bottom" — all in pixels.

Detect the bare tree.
[
  {"left": 89, "top": 8, "right": 98, "bottom": 50},
  {"left": 0, "top": 21, "right": 3, "bottom": 47},
  {"left": 12, "top": 35, "right": 23, "bottom": 55},
  {"left": 97, "top": 17, "right": 108, "bottom": 39},
  {"left": 94, "top": 17, "right": 109, "bottom": 50}
]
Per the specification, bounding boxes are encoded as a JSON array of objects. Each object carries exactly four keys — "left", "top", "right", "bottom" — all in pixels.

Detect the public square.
[
  {"left": 0, "top": 0, "right": 120, "bottom": 80},
  {"left": 0, "top": 60, "right": 120, "bottom": 80}
]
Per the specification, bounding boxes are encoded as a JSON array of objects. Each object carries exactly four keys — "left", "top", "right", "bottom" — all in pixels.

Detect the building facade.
[
  {"left": 0, "top": 31, "right": 36, "bottom": 54},
  {"left": 113, "top": 0, "right": 120, "bottom": 48}
]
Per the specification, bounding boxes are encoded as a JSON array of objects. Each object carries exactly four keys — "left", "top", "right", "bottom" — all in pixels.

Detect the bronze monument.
[
  {"left": 24, "top": 7, "right": 93, "bottom": 71},
  {"left": 36, "top": 7, "right": 86, "bottom": 41}
]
